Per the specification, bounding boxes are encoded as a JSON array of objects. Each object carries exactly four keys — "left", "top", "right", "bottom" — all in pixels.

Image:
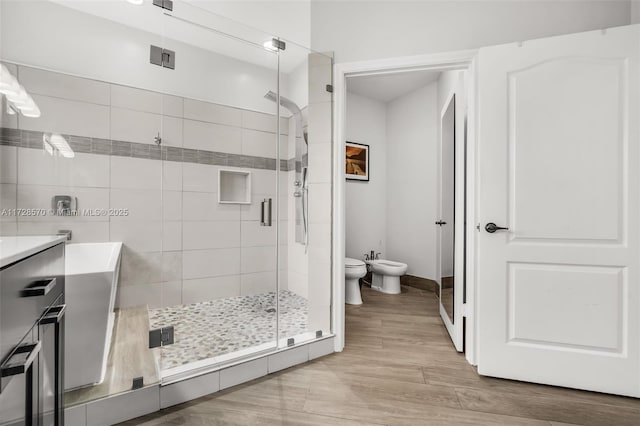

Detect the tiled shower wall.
[{"left": 0, "top": 63, "right": 298, "bottom": 308}]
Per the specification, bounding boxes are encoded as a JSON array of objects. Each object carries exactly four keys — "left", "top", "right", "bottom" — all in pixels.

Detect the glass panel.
[
  {"left": 278, "top": 42, "right": 334, "bottom": 348},
  {"left": 155, "top": 2, "right": 281, "bottom": 380},
  {"left": 0, "top": 0, "right": 162, "bottom": 405}
]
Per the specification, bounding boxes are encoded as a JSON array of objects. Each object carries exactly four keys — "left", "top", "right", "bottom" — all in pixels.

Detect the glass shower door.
[{"left": 154, "top": 3, "right": 282, "bottom": 380}]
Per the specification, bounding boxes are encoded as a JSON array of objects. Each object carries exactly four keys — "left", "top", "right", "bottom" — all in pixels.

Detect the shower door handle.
[
  {"left": 266, "top": 198, "right": 272, "bottom": 227},
  {"left": 260, "top": 199, "right": 273, "bottom": 227}
]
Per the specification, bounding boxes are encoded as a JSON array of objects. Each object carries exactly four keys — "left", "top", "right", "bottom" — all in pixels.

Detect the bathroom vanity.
[{"left": 0, "top": 236, "right": 66, "bottom": 426}]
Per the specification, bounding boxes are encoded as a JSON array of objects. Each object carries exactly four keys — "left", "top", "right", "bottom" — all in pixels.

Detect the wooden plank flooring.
[{"left": 119, "top": 286, "right": 640, "bottom": 425}]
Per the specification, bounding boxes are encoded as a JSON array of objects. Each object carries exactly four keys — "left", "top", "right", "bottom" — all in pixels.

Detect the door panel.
[{"left": 477, "top": 25, "right": 640, "bottom": 397}]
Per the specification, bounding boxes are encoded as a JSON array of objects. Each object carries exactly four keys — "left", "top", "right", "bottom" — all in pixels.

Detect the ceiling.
[
  {"left": 48, "top": 0, "right": 312, "bottom": 74},
  {"left": 347, "top": 70, "right": 441, "bottom": 103}
]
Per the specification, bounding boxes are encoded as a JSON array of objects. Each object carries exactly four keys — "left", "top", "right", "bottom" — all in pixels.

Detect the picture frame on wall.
[{"left": 345, "top": 141, "right": 369, "bottom": 181}]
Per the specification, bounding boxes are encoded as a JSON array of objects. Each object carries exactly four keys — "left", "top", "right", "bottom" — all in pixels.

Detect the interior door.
[{"left": 477, "top": 25, "right": 640, "bottom": 397}]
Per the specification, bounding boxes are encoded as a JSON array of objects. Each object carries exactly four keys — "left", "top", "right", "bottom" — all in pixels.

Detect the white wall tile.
[
  {"left": 162, "top": 161, "right": 182, "bottom": 191},
  {"left": 240, "top": 271, "right": 276, "bottom": 296},
  {"left": 18, "top": 149, "right": 109, "bottom": 187},
  {"left": 110, "top": 157, "right": 161, "bottom": 190},
  {"left": 184, "top": 99, "right": 241, "bottom": 127},
  {"left": 241, "top": 246, "right": 277, "bottom": 274},
  {"left": 118, "top": 249, "right": 162, "bottom": 286},
  {"left": 110, "top": 107, "right": 161, "bottom": 145},
  {"left": 16, "top": 185, "right": 109, "bottom": 222},
  {"left": 242, "top": 110, "right": 276, "bottom": 133},
  {"left": 161, "top": 115, "right": 183, "bottom": 148},
  {"left": 182, "top": 275, "right": 240, "bottom": 304},
  {"left": 183, "top": 191, "right": 239, "bottom": 221},
  {"left": 162, "top": 251, "right": 183, "bottom": 281},
  {"left": 308, "top": 183, "right": 331, "bottom": 224},
  {"left": 110, "top": 221, "right": 162, "bottom": 252},
  {"left": 85, "top": 384, "right": 159, "bottom": 426},
  {"left": 0, "top": 221, "right": 18, "bottom": 236},
  {"left": 307, "top": 222, "right": 331, "bottom": 264},
  {"left": 160, "top": 371, "right": 219, "bottom": 409},
  {"left": 241, "top": 220, "right": 276, "bottom": 247},
  {"left": 162, "top": 191, "right": 182, "bottom": 221},
  {"left": 18, "top": 221, "right": 109, "bottom": 243},
  {"left": 308, "top": 337, "right": 334, "bottom": 360},
  {"left": 183, "top": 119, "right": 241, "bottom": 153},
  {"left": 308, "top": 143, "right": 332, "bottom": 183},
  {"left": 0, "top": 96, "right": 18, "bottom": 129},
  {"left": 250, "top": 170, "right": 276, "bottom": 195},
  {"left": 307, "top": 101, "right": 332, "bottom": 144},
  {"left": 162, "top": 94, "right": 184, "bottom": 118},
  {"left": 162, "top": 280, "right": 182, "bottom": 307},
  {"left": 20, "top": 66, "right": 110, "bottom": 105},
  {"left": 0, "top": 146, "right": 17, "bottom": 183},
  {"left": 182, "top": 248, "right": 240, "bottom": 279},
  {"left": 111, "top": 85, "right": 162, "bottom": 114},
  {"left": 163, "top": 221, "right": 182, "bottom": 251},
  {"left": 110, "top": 189, "right": 162, "bottom": 221},
  {"left": 308, "top": 260, "right": 331, "bottom": 306},
  {"left": 182, "top": 221, "right": 240, "bottom": 250},
  {"left": 0, "top": 184, "right": 16, "bottom": 221},
  {"left": 219, "top": 357, "right": 267, "bottom": 390},
  {"left": 182, "top": 163, "right": 218, "bottom": 193},
  {"left": 20, "top": 95, "right": 110, "bottom": 139},
  {"left": 116, "top": 282, "right": 162, "bottom": 309},
  {"left": 267, "top": 346, "right": 309, "bottom": 373},
  {"left": 241, "top": 129, "right": 277, "bottom": 158}
]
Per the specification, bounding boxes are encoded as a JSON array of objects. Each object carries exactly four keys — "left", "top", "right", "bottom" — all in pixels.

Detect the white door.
[{"left": 477, "top": 25, "right": 640, "bottom": 397}]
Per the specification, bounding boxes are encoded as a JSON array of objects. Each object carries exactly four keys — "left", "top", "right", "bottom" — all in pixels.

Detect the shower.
[{"left": 264, "top": 91, "right": 309, "bottom": 249}]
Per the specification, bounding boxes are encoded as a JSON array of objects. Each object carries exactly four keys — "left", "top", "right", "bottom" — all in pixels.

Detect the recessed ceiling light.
[{"left": 126, "top": 0, "right": 144, "bottom": 5}]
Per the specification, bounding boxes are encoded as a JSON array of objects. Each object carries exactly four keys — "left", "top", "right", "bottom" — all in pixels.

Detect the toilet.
[
  {"left": 345, "top": 257, "right": 367, "bottom": 305},
  {"left": 366, "top": 259, "right": 408, "bottom": 295}
]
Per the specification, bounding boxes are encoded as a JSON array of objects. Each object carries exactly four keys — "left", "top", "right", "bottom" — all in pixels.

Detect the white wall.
[
  {"left": 311, "top": 0, "right": 632, "bottom": 63},
  {"left": 0, "top": 0, "right": 286, "bottom": 114},
  {"left": 386, "top": 83, "right": 439, "bottom": 279},
  {"left": 345, "top": 92, "right": 387, "bottom": 261}
]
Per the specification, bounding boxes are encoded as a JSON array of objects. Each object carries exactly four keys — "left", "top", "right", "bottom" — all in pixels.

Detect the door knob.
[
  {"left": 485, "top": 222, "right": 509, "bottom": 233},
  {"left": 435, "top": 220, "right": 447, "bottom": 226}
]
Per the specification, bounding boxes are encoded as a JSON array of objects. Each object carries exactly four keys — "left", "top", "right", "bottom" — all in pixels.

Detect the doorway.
[{"left": 333, "top": 52, "right": 477, "bottom": 363}]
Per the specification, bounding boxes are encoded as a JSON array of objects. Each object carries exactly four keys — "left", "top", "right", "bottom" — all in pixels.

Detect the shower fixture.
[{"left": 264, "top": 91, "right": 309, "bottom": 250}]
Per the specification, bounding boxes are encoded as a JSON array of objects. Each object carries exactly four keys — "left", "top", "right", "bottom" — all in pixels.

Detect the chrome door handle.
[
  {"left": 260, "top": 200, "right": 265, "bottom": 226},
  {"left": 485, "top": 222, "right": 509, "bottom": 233},
  {"left": 266, "top": 198, "right": 272, "bottom": 227}
]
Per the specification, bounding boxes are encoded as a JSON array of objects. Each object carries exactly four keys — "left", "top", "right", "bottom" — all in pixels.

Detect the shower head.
[
  {"left": 264, "top": 91, "right": 307, "bottom": 145},
  {"left": 264, "top": 91, "right": 302, "bottom": 116}
]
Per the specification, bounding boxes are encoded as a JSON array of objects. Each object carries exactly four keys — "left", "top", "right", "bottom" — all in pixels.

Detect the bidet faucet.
[{"left": 364, "top": 253, "right": 370, "bottom": 261}]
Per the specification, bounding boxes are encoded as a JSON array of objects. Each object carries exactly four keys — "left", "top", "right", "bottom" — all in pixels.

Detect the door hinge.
[
  {"left": 150, "top": 45, "right": 175, "bottom": 70},
  {"left": 149, "top": 326, "right": 174, "bottom": 348},
  {"left": 153, "top": 0, "right": 173, "bottom": 11},
  {"left": 326, "top": 84, "right": 334, "bottom": 93}
]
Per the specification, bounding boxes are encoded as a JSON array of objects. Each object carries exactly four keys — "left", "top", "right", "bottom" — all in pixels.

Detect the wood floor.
[{"left": 119, "top": 286, "right": 640, "bottom": 426}]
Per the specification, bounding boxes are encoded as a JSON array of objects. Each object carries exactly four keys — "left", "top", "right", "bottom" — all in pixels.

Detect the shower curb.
[{"left": 64, "top": 336, "right": 335, "bottom": 426}]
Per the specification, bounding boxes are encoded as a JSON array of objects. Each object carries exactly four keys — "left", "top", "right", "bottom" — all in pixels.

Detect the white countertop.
[{"left": 0, "top": 236, "right": 66, "bottom": 268}]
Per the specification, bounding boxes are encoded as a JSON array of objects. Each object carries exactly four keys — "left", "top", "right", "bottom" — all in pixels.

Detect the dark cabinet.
[{"left": 0, "top": 243, "right": 65, "bottom": 426}]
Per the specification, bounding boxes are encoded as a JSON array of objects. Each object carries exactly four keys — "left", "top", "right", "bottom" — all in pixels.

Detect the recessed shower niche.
[{"left": 218, "top": 169, "right": 252, "bottom": 204}]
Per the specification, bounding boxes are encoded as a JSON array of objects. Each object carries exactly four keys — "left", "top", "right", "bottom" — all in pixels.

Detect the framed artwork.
[{"left": 345, "top": 141, "right": 369, "bottom": 181}]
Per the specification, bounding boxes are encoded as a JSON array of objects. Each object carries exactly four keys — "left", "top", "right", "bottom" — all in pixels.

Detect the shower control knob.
[
  {"left": 485, "top": 222, "right": 509, "bottom": 233},
  {"left": 294, "top": 181, "right": 302, "bottom": 187},
  {"left": 294, "top": 191, "right": 302, "bottom": 197}
]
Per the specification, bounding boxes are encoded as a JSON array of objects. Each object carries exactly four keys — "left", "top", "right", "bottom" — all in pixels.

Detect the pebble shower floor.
[{"left": 149, "top": 290, "right": 309, "bottom": 370}]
